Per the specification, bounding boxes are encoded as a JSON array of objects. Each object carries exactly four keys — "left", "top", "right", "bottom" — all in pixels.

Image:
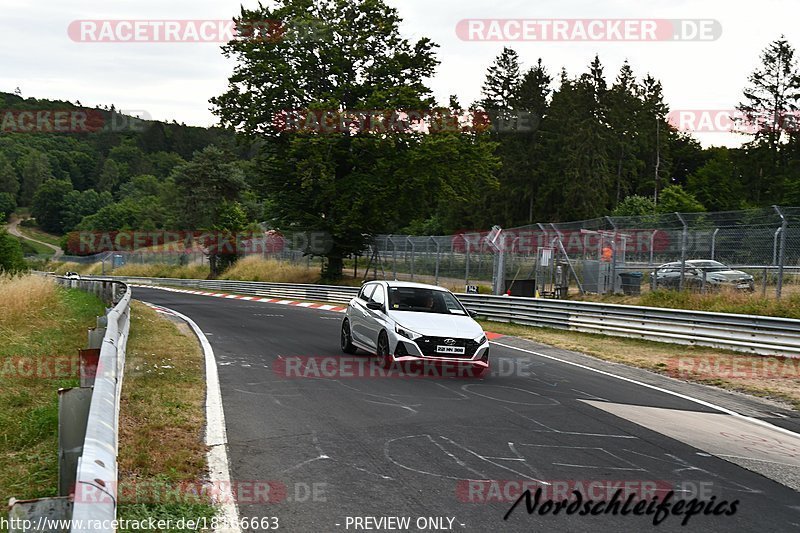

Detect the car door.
[
  {"left": 350, "top": 283, "right": 375, "bottom": 346},
  {"left": 363, "top": 284, "right": 387, "bottom": 350}
]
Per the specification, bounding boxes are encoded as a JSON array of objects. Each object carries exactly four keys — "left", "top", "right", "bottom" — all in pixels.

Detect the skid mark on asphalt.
[
  {"left": 502, "top": 406, "right": 636, "bottom": 439},
  {"left": 385, "top": 435, "right": 551, "bottom": 484},
  {"left": 460, "top": 384, "right": 561, "bottom": 406},
  {"left": 274, "top": 431, "right": 395, "bottom": 481}
]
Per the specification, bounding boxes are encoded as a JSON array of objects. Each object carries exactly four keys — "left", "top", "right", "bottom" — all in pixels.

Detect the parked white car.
[
  {"left": 64, "top": 271, "right": 81, "bottom": 280},
  {"left": 341, "top": 281, "right": 490, "bottom": 374}
]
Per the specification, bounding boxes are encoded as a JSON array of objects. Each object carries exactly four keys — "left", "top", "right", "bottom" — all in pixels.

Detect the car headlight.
[
  {"left": 474, "top": 334, "right": 487, "bottom": 345},
  {"left": 395, "top": 324, "right": 423, "bottom": 340}
]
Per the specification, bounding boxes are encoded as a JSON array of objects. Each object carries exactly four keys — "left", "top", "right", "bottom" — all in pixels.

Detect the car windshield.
[
  {"left": 388, "top": 287, "right": 466, "bottom": 315},
  {"left": 690, "top": 261, "right": 729, "bottom": 272}
]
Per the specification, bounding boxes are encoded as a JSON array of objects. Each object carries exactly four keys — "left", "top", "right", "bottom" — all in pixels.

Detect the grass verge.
[
  {"left": 116, "top": 301, "right": 216, "bottom": 531},
  {"left": 575, "top": 287, "right": 800, "bottom": 319},
  {"left": 0, "top": 275, "right": 106, "bottom": 508},
  {"left": 16, "top": 236, "right": 53, "bottom": 256},
  {"left": 16, "top": 225, "right": 63, "bottom": 248},
  {"left": 481, "top": 321, "right": 800, "bottom": 410}
]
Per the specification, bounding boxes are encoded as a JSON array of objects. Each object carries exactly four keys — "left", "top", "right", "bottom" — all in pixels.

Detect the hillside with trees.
[{"left": 1, "top": 0, "right": 799, "bottom": 280}]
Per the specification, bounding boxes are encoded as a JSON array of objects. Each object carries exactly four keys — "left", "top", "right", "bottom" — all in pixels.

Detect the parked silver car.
[
  {"left": 655, "top": 260, "right": 754, "bottom": 291},
  {"left": 341, "top": 281, "right": 490, "bottom": 374}
]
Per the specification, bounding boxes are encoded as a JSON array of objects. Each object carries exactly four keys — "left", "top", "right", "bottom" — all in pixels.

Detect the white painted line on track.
[{"left": 492, "top": 340, "right": 800, "bottom": 441}]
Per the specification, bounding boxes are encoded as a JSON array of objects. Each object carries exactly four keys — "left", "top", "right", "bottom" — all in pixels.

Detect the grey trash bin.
[{"left": 619, "top": 272, "right": 643, "bottom": 295}]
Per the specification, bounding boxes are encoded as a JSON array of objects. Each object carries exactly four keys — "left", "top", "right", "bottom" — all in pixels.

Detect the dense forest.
[{"left": 1, "top": 0, "right": 799, "bottom": 278}]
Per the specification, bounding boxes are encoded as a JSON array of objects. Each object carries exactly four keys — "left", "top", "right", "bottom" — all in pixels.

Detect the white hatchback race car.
[{"left": 340, "top": 281, "right": 490, "bottom": 375}]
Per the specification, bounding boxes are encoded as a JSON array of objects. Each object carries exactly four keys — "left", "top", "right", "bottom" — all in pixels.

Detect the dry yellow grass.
[
  {"left": 111, "top": 263, "right": 209, "bottom": 279},
  {"left": 220, "top": 255, "right": 320, "bottom": 283},
  {"left": 50, "top": 261, "right": 103, "bottom": 276},
  {"left": 0, "top": 274, "right": 58, "bottom": 325}
]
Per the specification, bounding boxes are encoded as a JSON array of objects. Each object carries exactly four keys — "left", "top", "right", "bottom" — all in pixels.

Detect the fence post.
[
  {"left": 773, "top": 227, "right": 781, "bottom": 266},
  {"left": 676, "top": 212, "right": 688, "bottom": 291},
  {"left": 406, "top": 236, "right": 415, "bottom": 281},
  {"left": 649, "top": 230, "right": 657, "bottom": 266},
  {"left": 774, "top": 205, "right": 788, "bottom": 299},
  {"left": 388, "top": 235, "right": 397, "bottom": 280},
  {"left": 606, "top": 217, "right": 618, "bottom": 294},
  {"left": 711, "top": 228, "right": 719, "bottom": 260},
  {"left": 430, "top": 237, "right": 441, "bottom": 286},
  {"left": 465, "top": 239, "right": 471, "bottom": 285}
]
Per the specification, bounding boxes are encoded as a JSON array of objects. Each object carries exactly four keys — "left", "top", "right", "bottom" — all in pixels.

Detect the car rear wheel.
[
  {"left": 376, "top": 332, "right": 392, "bottom": 369},
  {"left": 341, "top": 319, "right": 357, "bottom": 354}
]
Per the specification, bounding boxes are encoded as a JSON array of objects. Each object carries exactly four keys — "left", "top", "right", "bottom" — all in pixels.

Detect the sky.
[{"left": 1, "top": 0, "right": 798, "bottom": 147}]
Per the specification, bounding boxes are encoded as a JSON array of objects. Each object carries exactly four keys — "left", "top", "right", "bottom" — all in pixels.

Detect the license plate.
[
  {"left": 738, "top": 284, "right": 750, "bottom": 289},
  {"left": 436, "top": 345, "right": 465, "bottom": 354}
]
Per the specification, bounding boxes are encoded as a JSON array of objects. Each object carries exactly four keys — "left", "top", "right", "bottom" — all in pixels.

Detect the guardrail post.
[
  {"left": 58, "top": 387, "right": 92, "bottom": 496},
  {"left": 676, "top": 212, "right": 688, "bottom": 291},
  {"left": 87, "top": 327, "right": 107, "bottom": 349},
  {"left": 774, "top": 205, "right": 788, "bottom": 299},
  {"left": 79, "top": 348, "right": 101, "bottom": 388}
]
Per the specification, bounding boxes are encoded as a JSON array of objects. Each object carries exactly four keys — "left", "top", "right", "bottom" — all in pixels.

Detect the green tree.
[
  {"left": 606, "top": 62, "right": 645, "bottom": 204},
  {"left": 0, "top": 153, "right": 20, "bottom": 196},
  {"left": 737, "top": 37, "right": 800, "bottom": 167},
  {"left": 212, "top": 0, "right": 497, "bottom": 279},
  {"left": 98, "top": 159, "right": 121, "bottom": 193},
  {"left": 19, "top": 151, "right": 53, "bottom": 205},
  {"left": 687, "top": 148, "right": 742, "bottom": 211},
  {"left": 31, "top": 179, "right": 73, "bottom": 233},
  {"left": 612, "top": 194, "right": 656, "bottom": 217},
  {"left": 656, "top": 184, "right": 705, "bottom": 213},
  {"left": 0, "top": 192, "right": 16, "bottom": 221},
  {"left": 61, "top": 189, "right": 114, "bottom": 232},
  {"left": 479, "top": 47, "right": 521, "bottom": 111},
  {"left": 0, "top": 229, "right": 25, "bottom": 272},
  {"left": 168, "top": 147, "right": 249, "bottom": 277}
]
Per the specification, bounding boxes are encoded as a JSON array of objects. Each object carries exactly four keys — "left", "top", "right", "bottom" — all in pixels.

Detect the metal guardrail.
[
  {"left": 103, "top": 275, "right": 800, "bottom": 356},
  {"left": 456, "top": 294, "right": 800, "bottom": 356},
  {"left": 9, "top": 276, "right": 131, "bottom": 532},
  {"left": 97, "top": 276, "right": 360, "bottom": 305}
]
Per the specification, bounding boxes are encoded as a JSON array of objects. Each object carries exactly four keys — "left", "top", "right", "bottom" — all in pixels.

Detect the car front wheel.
[
  {"left": 376, "top": 332, "right": 392, "bottom": 369},
  {"left": 341, "top": 319, "right": 357, "bottom": 354}
]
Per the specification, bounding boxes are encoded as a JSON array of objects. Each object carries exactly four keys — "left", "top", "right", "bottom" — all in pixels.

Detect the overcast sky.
[{"left": 1, "top": 0, "right": 798, "bottom": 147}]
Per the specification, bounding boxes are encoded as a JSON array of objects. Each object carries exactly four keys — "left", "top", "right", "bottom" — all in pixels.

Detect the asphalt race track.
[{"left": 133, "top": 287, "right": 800, "bottom": 532}]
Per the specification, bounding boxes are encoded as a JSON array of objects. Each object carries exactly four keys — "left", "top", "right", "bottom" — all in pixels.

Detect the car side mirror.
[
  {"left": 366, "top": 301, "right": 384, "bottom": 311},
  {"left": 468, "top": 309, "right": 478, "bottom": 318}
]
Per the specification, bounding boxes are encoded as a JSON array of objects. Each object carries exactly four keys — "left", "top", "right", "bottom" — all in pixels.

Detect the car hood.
[
  {"left": 388, "top": 311, "right": 484, "bottom": 338},
  {"left": 707, "top": 270, "right": 752, "bottom": 281}
]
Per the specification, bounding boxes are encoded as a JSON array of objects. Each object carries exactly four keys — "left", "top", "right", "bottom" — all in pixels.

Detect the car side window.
[
  {"left": 371, "top": 285, "right": 386, "bottom": 306},
  {"left": 359, "top": 284, "right": 375, "bottom": 301}
]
